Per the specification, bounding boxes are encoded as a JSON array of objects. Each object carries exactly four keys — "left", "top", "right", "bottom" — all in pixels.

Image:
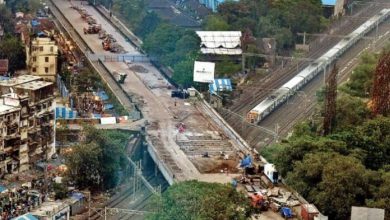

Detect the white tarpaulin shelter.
[
  {"left": 196, "top": 31, "right": 242, "bottom": 55},
  {"left": 193, "top": 61, "right": 215, "bottom": 83},
  {"left": 100, "top": 117, "right": 117, "bottom": 125}
]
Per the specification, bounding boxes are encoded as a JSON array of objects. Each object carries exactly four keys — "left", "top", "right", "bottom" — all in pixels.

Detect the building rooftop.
[
  {"left": 0, "top": 75, "right": 42, "bottom": 87},
  {"left": 2, "top": 92, "right": 28, "bottom": 100},
  {"left": 15, "top": 80, "right": 53, "bottom": 91},
  {"left": 30, "top": 201, "right": 69, "bottom": 217},
  {"left": 32, "top": 37, "right": 56, "bottom": 45},
  {"left": 351, "top": 207, "right": 385, "bottom": 220},
  {"left": 0, "top": 104, "right": 19, "bottom": 115},
  {"left": 196, "top": 31, "right": 242, "bottom": 55}
]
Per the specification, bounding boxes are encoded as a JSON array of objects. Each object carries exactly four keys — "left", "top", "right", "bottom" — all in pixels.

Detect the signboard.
[{"left": 193, "top": 61, "right": 215, "bottom": 83}]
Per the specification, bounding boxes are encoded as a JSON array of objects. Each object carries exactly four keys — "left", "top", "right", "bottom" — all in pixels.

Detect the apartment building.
[
  {"left": 0, "top": 75, "right": 55, "bottom": 175},
  {"left": 27, "top": 37, "right": 58, "bottom": 82}
]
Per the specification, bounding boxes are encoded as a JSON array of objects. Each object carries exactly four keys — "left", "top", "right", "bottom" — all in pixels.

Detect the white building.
[{"left": 31, "top": 201, "right": 71, "bottom": 220}]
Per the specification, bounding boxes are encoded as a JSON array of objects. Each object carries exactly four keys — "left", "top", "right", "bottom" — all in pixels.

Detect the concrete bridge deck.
[{"left": 50, "top": 0, "right": 252, "bottom": 185}]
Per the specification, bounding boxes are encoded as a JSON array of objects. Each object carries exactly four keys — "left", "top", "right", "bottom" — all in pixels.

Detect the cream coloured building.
[
  {"left": 27, "top": 37, "right": 58, "bottom": 82},
  {"left": 0, "top": 75, "right": 55, "bottom": 175}
]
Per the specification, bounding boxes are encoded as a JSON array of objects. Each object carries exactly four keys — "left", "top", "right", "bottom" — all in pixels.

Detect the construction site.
[{"left": 45, "top": 0, "right": 390, "bottom": 219}]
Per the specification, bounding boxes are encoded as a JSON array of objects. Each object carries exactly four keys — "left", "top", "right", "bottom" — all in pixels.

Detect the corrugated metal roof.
[
  {"left": 209, "top": 78, "right": 232, "bottom": 93},
  {"left": 196, "top": 31, "right": 242, "bottom": 55}
]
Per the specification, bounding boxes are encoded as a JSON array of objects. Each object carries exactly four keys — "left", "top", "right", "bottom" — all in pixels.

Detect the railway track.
[
  {"left": 248, "top": 12, "right": 390, "bottom": 148},
  {"left": 221, "top": 3, "right": 387, "bottom": 145},
  {"left": 88, "top": 173, "right": 168, "bottom": 220},
  {"left": 229, "top": 3, "right": 382, "bottom": 116}
]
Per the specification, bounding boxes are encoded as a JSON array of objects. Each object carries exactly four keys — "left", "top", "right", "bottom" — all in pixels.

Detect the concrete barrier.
[{"left": 145, "top": 138, "right": 175, "bottom": 185}]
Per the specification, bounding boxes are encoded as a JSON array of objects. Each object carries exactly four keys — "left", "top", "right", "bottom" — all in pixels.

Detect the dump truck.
[
  {"left": 80, "top": 9, "right": 89, "bottom": 19},
  {"left": 84, "top": 24, "right": 102, "bottom": 34},
  {"left": 86, "top": 17, "right": 97, "bottom": 25},
  {"left": 98, "top": 30, "right": 107, "bottom": 39}
]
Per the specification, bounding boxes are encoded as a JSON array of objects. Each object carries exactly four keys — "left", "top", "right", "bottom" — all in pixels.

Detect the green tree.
[
  {"left": 334, "top": 94, "right": 370, "bottom": 130},
  {"left": 147, "top": 180, "right": 250, "bottom": 220},
  {"left": 172, "top": 58, "right": 195, "bottom": 87},
  {"left": 143, "top": 23, "right": 180, "bottom": 62},
  {"left": 314, "top": 155, "right": 369, "bottom": 220},
  {"left": 135, "top": 11, "right": 161, "bottom": 39},
  {"left": 203, "top": 15, "right": 230, "bottom": 31},
  {"left": 65, "top": 126, "right": 131, "bottom": 191},
  {"left": 0, "top": 5, "right": 14, "bottom": 33},
  {"left": 65, "top": 142, "right": 102, "bottom": 190},
  {"left": 366, "top": 170, "right": 390, "bottom": 217},
  {"left": 6, "top": 0, "right": 40, "bottom": 13},
  {"left": 112, "top": 0, "right": 145, "bottom": 29},
  {"left": 353, "top": 117, "right": 390, "bottom": 170},
  {"left": 0, "top": 35, "right": 26, "bottom": 73},
  {"left": 344, "top": 52, "right": 377, "bottom": 97},
  {"left": 53, "top": 183, "right": 68, "bottom": 200}
]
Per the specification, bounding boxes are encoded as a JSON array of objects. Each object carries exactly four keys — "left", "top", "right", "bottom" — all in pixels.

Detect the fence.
[{"left": 87, "top": 54, "right": 149, "bottom": 62}]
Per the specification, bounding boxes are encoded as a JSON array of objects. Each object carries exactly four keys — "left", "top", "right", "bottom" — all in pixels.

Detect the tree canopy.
[
  {"left": 147, "top": 180, "right": 250, "bottom": 220},
  {"left": 0, "top": 35, "right": 27, "bottom": 74},
  {"left": 261, "top": 46, "right": 390, "bottom": 219},
  {"left": 203, "top": 0, "right": 325, "bottom": 51},
  {"left": 65, "top": 126, "right": 131, "bottom": 191}
]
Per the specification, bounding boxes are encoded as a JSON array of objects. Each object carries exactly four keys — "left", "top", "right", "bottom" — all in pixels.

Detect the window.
[
  {"left": 45, "top": 67, "right": 49, "bottom": 73},
  {"left": 50, "top": 46, "right": 54, "bottom": 52},
  {"left": 40, "top": 46, "right": 43, "bottom": 51},
  {"left": 45, "top": 57, "right": 49, "bottom": 62},
  {"left": 32, "top": 57, "right": 37, "bottom": 62},
  {"left": 32, "top": 67, "right": 36, "bottom": 72}
]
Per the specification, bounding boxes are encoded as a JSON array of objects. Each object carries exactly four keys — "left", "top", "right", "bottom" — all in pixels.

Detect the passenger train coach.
[{"left": 246, "top": 8, "right": 390, "bottom": 124}]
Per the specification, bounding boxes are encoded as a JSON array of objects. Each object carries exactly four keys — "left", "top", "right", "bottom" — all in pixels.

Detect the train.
[{"left": 246, "top": 8, "right": 390, "bottom": 124}]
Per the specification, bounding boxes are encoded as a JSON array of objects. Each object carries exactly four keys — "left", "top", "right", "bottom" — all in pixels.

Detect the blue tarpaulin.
[
  {"left": 0, "top": 185, "right": 7, "bottom": 193},
  {"left": 96, "top": 90, "right": 109, "bottom": 101},
  {"left": 240, "top": 155, "right": 252, "bottom": 168},
  {"left": 55, "top": 107, "right": 78, "bottom": 119},
  {"left": 281, "top": 207, "right": 293, "bottom": 218},
  {"left": 71, "top": 192, "right": 85, "bottom": 201},
  {"left": 92, "top": 114, "right": 101, "bottom": 119},
  {"left": 104, "top": 103, "right": 114, "bottom": 110},
  {"left": 12, "top": 213, "right": 39, "bottom": 220},
  {"left": 209, "top": 78, "right": 233, "bottom": 94},
  {"left": 321, "top": 0, "right": 337, "bottom": 6},
  {"left": 31, "top": 19, "right": 40, "bottom": 27}
]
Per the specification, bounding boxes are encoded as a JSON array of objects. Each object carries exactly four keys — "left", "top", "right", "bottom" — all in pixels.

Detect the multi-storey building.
[
  {"left": 0, "top": 75, "right": 55, "bottom": 176},
  {"left": 27, "top": 37, "right": 58, "bottom": 82}
]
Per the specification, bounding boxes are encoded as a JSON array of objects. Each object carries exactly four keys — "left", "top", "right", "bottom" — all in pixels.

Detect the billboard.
[{"left": 193, "top": 61, "right": 215, "bottom": 83}]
